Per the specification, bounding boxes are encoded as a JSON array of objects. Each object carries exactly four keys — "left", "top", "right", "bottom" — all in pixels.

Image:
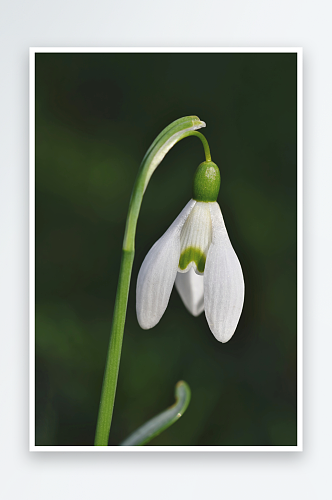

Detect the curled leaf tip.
[{"left": 120, "top": 380, "right": 191, "bottom": 446}]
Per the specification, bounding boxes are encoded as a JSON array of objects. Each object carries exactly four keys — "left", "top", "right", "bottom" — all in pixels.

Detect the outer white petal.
[
  {"left": 137, "top": 200, "right": 196, "bottom": 329},
  {"left": 175, "top": 268, "right": 204, "bottom": 317},
  {"left": 204, "top": 202, "right": 245, "bottom": 343}
]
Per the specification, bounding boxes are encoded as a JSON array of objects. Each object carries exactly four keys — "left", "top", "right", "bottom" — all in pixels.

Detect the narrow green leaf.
[{"left": 120, "top": 381, "right": 191, "bottom": 446}]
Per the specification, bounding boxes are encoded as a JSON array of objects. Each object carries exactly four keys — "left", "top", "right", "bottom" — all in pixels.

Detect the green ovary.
[{"left": 179, "top": 246, "right": 206, "bottom": 273}]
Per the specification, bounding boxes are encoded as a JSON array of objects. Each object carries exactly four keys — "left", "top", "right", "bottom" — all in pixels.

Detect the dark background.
[{"left": 35, "top": 52, "right": 297, "bottom": 446}]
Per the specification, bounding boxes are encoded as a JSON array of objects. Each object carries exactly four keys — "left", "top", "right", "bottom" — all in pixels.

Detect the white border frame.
[{"left": 29, "top": 47, "right": 303, "bottom": 452}]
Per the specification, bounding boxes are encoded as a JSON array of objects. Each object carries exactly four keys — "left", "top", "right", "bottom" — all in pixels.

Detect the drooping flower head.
[{"left": 136, "top": 160, "right": 244, "bottom": 343}]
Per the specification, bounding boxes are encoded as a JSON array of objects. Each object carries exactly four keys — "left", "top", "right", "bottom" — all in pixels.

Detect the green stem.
[
  {"left": 94, "top": 250, "right": 134, "bottom": 445},
  {"left": 94, "top": 116, "right": 210, "bottom": 446},
  {"left": 182, "top": 131, "right": 211, "bottom": 162}
]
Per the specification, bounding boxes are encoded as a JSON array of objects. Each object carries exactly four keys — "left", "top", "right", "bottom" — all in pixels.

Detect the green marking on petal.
[{"left": 179, "top": 246, "right": 206, "bottom": 273}]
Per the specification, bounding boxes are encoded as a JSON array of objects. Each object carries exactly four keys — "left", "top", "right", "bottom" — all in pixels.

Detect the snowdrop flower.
[{"left": 136, "top": 161, "right": 244, "bottom": 343}]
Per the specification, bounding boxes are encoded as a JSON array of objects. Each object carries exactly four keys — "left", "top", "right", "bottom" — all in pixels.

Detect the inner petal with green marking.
[
  {"left": 179, "top": 246, "right": 207, "bottom": 273},
  {"left": 178, "top": 201, "right": 212, "bottom": 275}
]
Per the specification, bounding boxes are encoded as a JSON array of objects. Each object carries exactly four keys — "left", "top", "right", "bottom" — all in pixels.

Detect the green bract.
[{"left": 193, "top": 161, "right": 220, "bottom": 202}]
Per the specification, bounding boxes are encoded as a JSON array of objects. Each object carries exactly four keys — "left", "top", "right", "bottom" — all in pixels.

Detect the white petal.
[
  {"left": 178, "top": 202, "right": 212, "bottom": 275},
  {"left": 175, "top": 269, "right": 204, "bottom": 317},
  {"left": 204, "top": 202, "right": 245, "bottom": 343},
  {"left": 136, "top": 200, "right": 196, "bottom": 329}
]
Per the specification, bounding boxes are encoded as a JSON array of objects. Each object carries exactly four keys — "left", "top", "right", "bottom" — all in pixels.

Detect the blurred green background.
[{"left": 35, "top": 52, "right": 297, "bottom": 446}]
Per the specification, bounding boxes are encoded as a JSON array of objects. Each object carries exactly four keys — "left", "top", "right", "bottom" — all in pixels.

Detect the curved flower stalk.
[
  {"left": 94, "top": 116, "right": 207, "bottom": 446},
  {"left": 123, "top": 116, "right": 209, "bottom": 251},
  {"left": 137, "top": 161, "right": 245, "bottom": 343},
  {"left": 120, "top": 381, "right": 191, "bottom": 446}
]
